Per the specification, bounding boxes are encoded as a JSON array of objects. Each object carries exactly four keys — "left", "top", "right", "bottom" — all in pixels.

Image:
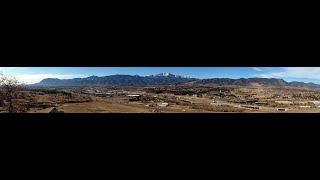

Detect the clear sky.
[{"left": 1, "top": 67, "right": 320, "bottom": 84}]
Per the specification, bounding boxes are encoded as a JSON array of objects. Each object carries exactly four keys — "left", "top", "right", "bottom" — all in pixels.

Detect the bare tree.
[
  {"left": 0, "top": 91, "right": 4, "bottom": 107},
  {"left": 0, "top": 73, "right": 22, "bottom": 113}
]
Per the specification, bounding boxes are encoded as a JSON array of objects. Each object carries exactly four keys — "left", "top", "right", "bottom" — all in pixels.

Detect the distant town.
[{"left": 1, "top": 73, "right": 320, "bottom": 113}]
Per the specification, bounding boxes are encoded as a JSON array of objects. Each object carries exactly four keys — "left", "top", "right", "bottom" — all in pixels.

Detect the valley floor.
[{"left": 2, "top": 85, "right": 320, "bottom": 113}]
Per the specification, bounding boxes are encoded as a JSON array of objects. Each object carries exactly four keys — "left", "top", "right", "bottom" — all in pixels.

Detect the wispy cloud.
[
  {"left": 15, "top": 74, "right": 87, "bottom": 84},
  {"left": 257, "top": 67, "right": 320, "bottom": 80},
  {"left": 0, "top": 67, "right": 29, "bottom": 73},
  {"left": 0, "top": 67, "right": 19, "bottom": 70},
  {"left": 0, "top": 67, "right": 28, "bottom": 69},
  {"left": 252, "top": 67, "right": 262, "bottom": 72}
]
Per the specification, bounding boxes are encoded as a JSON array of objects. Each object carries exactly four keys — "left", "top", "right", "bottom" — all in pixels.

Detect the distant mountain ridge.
[
  {"left": 146, "top": 72, "right": 193, "bottom": 78},
  {"left": 32, "top": 73, "right": 320, "bottom": 88},
  {"left": 288, "top": 81, "right": 320, "bottom": 88},
  {"left": 33, "top": 73, "right": 196, "bottom": 86},
  {"left": 183, "top": 78, "right": 320, "bottom": 88},
  {"left": 186, "top": 78, "right": 288, "bottom": 86}
]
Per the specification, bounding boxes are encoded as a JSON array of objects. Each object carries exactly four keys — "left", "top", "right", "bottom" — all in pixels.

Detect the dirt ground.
[
  {"left": 14, "top": 89, "right": 320, "bottom": 113},
  {"left": 38, "top": 101, "right": 154, "bottom": 113},
  {"left": 30, "top": 101, "right": 209, "bottom": 113}
]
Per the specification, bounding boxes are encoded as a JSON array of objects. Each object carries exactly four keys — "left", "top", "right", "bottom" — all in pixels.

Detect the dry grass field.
[{"left": 1, "top": 86, "right": 320, "bottom": 113}]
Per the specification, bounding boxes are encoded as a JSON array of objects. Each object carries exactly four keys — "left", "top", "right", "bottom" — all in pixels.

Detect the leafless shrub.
[{"left": 0, "top": 73, "right": 23, "bottom": 113}]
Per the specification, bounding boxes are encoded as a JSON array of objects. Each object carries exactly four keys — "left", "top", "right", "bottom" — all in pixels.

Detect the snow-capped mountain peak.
[
  {"left": 146, "top": 73, "right": 192, "bottom": 78},
  {"left": 159, "top": 72, "right": 170, "bottom": 76},
  {"left": 174, "top": 75, "right": 193, "bottom": 78}
]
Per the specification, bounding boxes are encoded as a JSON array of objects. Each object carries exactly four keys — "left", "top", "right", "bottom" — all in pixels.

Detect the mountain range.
[
  {"left": 185, "top": 78, "right": 320, "bottom": 88},
  {"left": 33, "top": 73, "right": 196, "bottom": 86},
  {"left": 32, "top": 73, "right": 320, "bottom": 88}
]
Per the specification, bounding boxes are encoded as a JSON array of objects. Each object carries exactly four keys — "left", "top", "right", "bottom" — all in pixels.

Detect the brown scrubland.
[{"left": 1, "top": 83, "right": 320, "bottom": 113}]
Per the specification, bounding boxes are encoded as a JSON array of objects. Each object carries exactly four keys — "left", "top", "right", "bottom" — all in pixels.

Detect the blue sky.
[{"left": 1, "top": 67, "right": 320, "bottom": 84}]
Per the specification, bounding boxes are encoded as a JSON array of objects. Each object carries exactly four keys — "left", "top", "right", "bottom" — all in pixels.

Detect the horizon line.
[{"left": 24, "top": 73, "right": 320, "bottom": 85}]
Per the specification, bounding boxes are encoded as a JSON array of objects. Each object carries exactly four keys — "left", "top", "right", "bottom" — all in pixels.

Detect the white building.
[
  {"left": 299, "top": 106, "right": 312, "bottom": 108},
  {"left": 157, "top": 102, "right": 169, "bottom": 107},
  {"left": 309, "top": 101, "right": 320, "bottom": 108}
]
